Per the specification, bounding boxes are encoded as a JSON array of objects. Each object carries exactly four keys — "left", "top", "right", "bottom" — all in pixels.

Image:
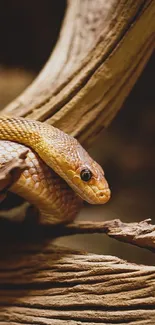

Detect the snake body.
[{"left": 0, "top": 116, "right": 110, "bottom": 224}]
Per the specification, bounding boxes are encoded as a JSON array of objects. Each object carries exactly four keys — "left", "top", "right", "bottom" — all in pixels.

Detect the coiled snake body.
[{"left": 0, "top": 116, "right": 110, "bottom": 224}]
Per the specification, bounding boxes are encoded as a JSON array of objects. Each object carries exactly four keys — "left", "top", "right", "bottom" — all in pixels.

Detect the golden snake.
[{"left": 0, "top": 116, "right": 110, "bottom": 224}]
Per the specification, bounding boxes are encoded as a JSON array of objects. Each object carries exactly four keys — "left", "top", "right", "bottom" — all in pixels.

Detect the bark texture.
[{"left": 0, "top": 243, "right": 155, "bottom": 325}]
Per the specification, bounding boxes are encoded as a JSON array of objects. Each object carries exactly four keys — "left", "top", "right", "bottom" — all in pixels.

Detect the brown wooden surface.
[
  {"left": 0, "top": 242, "right": 155, "bottom": 325},
  {"left": 0, "top": 0, "right": 155, "bottom": 324},
  {"left": 3, "top": 0, "right": 155, "bottom": 147},
  {"left": 57, "top": 219, "right": 155, "bottom": 252}
]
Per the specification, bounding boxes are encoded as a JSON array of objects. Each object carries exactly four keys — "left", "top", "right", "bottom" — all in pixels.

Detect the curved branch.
[{"left": 2, "top": 0, "right": 155, "bottom": 146}]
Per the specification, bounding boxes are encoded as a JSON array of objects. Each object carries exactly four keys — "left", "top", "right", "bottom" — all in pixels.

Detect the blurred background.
[{"left": 0, "top": 1, "right": 154, "bottom": 265}]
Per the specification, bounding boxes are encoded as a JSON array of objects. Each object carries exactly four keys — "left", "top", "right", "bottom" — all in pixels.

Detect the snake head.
[
  {"left": 41, "top": 125, "right": 111, "bottom": 205},
  {"left": 52, "top": 135, "right": 111, "bottom": 205},
  {"left": 66, "top": 149, "right": 111, "bottom": 204}
]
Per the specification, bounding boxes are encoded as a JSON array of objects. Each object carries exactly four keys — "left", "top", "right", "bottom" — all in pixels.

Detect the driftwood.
[
  {"left": 0, "top": 151, "right": 28, "bottom": 202},
  {"left": 0, "top": 242, "right": 155, "bottom": 325},
  {"left": 54, "top": 219, "right": 155, "bottom": 253},
  {"left": 3, "top": 0, "right": 155, "bottom": 146},
  {"left": 0, "top": 0, "right": 155, "bottom": 324}
]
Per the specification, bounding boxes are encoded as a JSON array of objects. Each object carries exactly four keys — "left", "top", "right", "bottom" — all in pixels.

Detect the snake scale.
[{"left": 0, "top": 116, "right": 110, "bottom": 224}]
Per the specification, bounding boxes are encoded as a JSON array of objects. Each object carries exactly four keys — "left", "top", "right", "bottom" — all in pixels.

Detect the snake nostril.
[{"left": 99, "top": 189, "right": 111, "bottom": 198}]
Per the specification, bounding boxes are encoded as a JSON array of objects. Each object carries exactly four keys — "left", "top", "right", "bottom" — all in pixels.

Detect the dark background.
[{"left": 0, "top": 1, "right": 154, "bottom": 265}]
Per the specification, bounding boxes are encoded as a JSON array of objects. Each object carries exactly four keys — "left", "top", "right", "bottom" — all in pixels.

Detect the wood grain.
[
  {"left": 3, "top": 0, "right": 155, "bottom": 147},
  {"left": 0, "top": 243, "right": 155, "bottom": 324},
  {"left": 0, "top": 151, "right": 27, "bottom": 200},
  {"left": 55, "top": 219, "right": 155, "bottom": 252}
]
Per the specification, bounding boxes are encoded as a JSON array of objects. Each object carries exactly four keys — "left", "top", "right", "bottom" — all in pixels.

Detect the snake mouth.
[
  {"left": 68, "top": 177, "right": 111, "bottom": 204},
  {"left": 96, "top": 188, "right": 111, "bottom": 203},
  {"left": 81, "top": 187, "right": 111, "bottom": 204}
]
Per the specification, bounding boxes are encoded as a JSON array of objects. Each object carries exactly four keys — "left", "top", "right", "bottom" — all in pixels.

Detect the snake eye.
[{"left": 80, "top": 169, "right": 92, "bottom": 182}]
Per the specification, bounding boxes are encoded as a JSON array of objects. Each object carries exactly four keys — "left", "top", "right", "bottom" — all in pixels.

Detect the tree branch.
[
  {"left": 2, "top": 0, "right": 155, "bottom": 147},
  {"left": 0, "top": 217, "right": 154, "bottom": 253},
  {"left": 61, "top": 219, "right": 155, "bottom": 253}
]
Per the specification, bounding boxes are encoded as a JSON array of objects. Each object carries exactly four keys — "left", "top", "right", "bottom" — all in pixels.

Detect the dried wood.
[
  {"left": 53, "top": 218, "right": 155, "bottom": 252},
  {"left": 3, "top": 0, "right": 155, "bottom": 147},
  {"left": 0, "top": 243, "right": 155, "bottom": 324},
  {"left": 0, "top": 151, "right": 27, "bottom": 202}
]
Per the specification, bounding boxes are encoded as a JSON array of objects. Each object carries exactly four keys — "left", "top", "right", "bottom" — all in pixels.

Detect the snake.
[{"left": 0, "top": 116, "right": 111, "bottom": 224}]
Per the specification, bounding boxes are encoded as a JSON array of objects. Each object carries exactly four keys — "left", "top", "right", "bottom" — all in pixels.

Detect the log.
[{"left": 0, "top": 242, "right": 155, "bottom": 324}]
